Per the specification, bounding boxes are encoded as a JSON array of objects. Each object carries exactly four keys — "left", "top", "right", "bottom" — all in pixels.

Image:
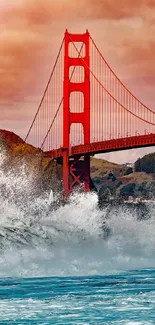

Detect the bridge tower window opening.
[{"left": 69, "top": 42, "right": 86, "bottom": 59}]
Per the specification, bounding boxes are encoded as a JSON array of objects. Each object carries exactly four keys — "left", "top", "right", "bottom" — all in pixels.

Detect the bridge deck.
[{"left": 44, "top": 133, "right": 155, "bottom": 159}]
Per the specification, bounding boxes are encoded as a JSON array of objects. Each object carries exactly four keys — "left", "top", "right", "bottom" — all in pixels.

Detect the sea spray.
[{"left": 0, "top": 150, "right": 154, "bottom": 277}]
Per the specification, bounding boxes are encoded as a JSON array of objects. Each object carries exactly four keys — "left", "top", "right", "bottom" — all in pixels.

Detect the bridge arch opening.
[
  {"left": 69, "top": 65, "right": 85, "bottom": 83},
  {"left": 69, "top": 42, "right": 85, "bottom": 58},
  {"left": 70, "top": 123, "right": 84, "bottom": 146},
  {"left": 70, "top": 92, "right": 84, "bottom": 113}
]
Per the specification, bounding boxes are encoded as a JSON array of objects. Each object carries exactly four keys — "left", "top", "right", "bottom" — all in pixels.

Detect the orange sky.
[{"left": 0, "top": 0, "right": 155, "bottom": 163}]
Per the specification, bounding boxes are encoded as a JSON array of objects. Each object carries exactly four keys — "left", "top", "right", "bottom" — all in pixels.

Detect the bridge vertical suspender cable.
[
  {"left": 90, "top": 36, "right": 155, "bottom": 116},
  {"left": 25, "top": 37, "right": 65, "bottom": 143},
  {"left": 70, "top": 36, "right": 155, "bottom": 128}
]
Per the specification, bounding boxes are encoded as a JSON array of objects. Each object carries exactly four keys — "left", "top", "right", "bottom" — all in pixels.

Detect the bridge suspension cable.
[
  {"left": 70, "top": 36, "right": 155, "bottom": 127},
  {"left": 89, "top": 35, "right": 155, "bottom": 116}
]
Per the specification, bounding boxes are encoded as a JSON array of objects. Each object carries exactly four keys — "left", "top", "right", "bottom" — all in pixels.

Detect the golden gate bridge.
[{"left": 25, "top": 30, "right": 155, "bottom": 196}]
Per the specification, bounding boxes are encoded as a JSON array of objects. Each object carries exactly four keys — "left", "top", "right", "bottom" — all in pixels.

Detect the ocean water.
[
  {"left": 0, "top": 151, "right": 155, "bottom": 324},
  {"left": 0, "top": 270, "right": 155, "bottom": 324}
]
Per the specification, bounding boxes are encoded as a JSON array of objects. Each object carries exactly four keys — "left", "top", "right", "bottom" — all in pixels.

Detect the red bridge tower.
[{"left": 63, "top": 30, "right": 90, "bottom": 196}]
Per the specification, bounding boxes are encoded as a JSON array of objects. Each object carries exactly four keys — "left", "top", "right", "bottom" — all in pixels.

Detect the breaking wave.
[{"left": 0, "top": 150, "right": 155, "bottom": 278}]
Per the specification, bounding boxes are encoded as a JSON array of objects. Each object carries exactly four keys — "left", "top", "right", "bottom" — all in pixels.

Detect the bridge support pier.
[
  {"left": 63, "top": 150, "right": 69, "bottom": 198},
  {"left": 83, "top": 155, "right": 90, "bottom": 192},
  {"left": 63, "top": 152, "right": 90, "bottom": 197}
]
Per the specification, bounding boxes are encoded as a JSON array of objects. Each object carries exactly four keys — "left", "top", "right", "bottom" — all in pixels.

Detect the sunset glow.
[{"left": 0, "top": 0, "right": 155, "bottom": 162}]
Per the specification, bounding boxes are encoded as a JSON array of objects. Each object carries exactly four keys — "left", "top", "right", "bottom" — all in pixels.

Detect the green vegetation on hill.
[
  {"left": 91, "top": 152, "right": 155, "bottom": 200},
  {"left": 135, "top": 152, "right": 155, "bottom": 174}
]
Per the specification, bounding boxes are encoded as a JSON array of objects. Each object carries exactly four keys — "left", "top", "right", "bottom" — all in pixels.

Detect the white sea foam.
[{"left": 0, "top": 150, "right": 155, "bottom": 277}]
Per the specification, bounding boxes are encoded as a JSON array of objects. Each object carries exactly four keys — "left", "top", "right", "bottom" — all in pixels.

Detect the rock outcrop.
[{"left": 0, "top": 130, "right": 62, "bottom": 198}]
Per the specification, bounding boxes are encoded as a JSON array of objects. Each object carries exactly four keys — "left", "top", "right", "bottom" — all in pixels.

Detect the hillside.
[
  {"left": 90, "top": 157, "right": 120, "bottom": 178},
  {"left": 91, "top": 156, "right": 155, "bottom": 200},
  {"left": 0, "top": 129, "right": 154, "bottom": 200}
]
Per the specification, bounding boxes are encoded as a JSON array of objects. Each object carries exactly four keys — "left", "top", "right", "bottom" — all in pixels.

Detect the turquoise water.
[
  {"left": 0, "top": 152, "right": 155, "bottom": 324},
  {"left": 0, "top": 270, "right": 155, "bottom": 324}
]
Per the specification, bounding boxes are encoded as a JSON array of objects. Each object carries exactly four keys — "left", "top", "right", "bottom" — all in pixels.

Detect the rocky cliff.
[{"left": 0, "top": 130, "right": 62, "bottom": 198}]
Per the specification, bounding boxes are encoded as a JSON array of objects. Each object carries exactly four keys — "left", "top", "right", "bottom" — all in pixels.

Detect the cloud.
[
  {"left": 0, "top": 28, "right": 45, "bottom": 99},
  {"left": 88, "top": 0, "right": 155, "bottom": 20},
  {"left": 1, "top": 0, "right": 155, "bottom": 102}
]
